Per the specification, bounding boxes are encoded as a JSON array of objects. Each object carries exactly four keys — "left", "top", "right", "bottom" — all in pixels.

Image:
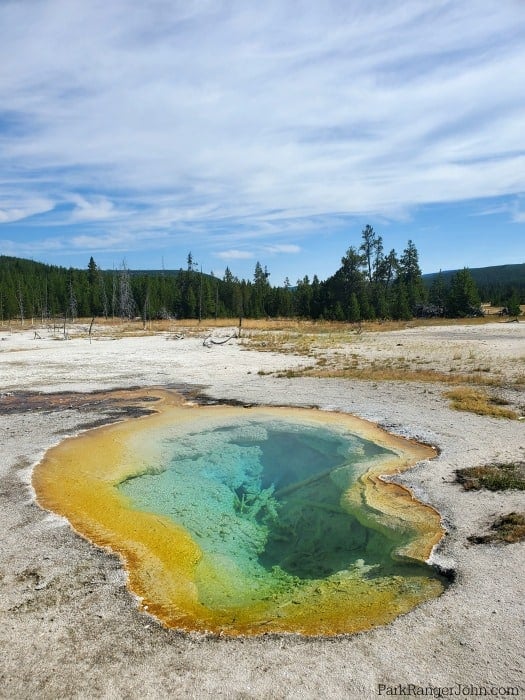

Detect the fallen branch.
[{"left": 203, "top": 332, "right": 237, "bottom": 347}]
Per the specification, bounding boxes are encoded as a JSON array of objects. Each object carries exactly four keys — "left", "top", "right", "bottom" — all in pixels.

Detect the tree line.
[{"left": 0, "top": 227, "right": 519, "bottom": 324}]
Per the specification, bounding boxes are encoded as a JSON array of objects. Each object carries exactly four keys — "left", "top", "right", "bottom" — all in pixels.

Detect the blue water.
[{"left": 118, "top": 417, "right": 437, "bottom": 608}]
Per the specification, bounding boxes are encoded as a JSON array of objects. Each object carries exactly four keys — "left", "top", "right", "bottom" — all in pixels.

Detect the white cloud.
[
  {"left": 475, "top": 195, "right": 525, "bottom": 224},
  {"left": 0, "top": 236, "right": 64, "bottom": 255},
  {"left": 70, "top": 232, "right": 136, "bottom": 249},
  {"left": 215, "top": 249, "right": 254, "bottom": 260},
  {"left": 264, "top": 244, "right": 301, "bottom": 254},
  {"left": 510, "top": 196, "right": 525, "bottom": 224},
  {"left": 69, "top": 195, "right": 120, "bottom": 222},
  {"left": 0, "top": 197, "right": 55, "bottom": 223},
  {"left": 0, "top": 0, "right": 524, "bottom": 252}
]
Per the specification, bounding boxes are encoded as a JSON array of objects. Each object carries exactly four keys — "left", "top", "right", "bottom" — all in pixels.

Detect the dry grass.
[
  {"left": 1, "top": 314, "right": 514, "bottom": 336},
  {"left": 468, "top": 512, "right": 525, "bottom": 545},
  {"left": 241, "top": 330, "right": 357, "bottom": 358},
  {"left": 444, "top": 387, "right": 519, "bottom": 419},
  {"left": 238, "top": 318, "right": 524, "bottom": 389},
  {"left": 456, "top": 462, "right": 525, "bottom": 491},
  {"left": 276, "top": 364, "right": 507, "bottom": 386}
]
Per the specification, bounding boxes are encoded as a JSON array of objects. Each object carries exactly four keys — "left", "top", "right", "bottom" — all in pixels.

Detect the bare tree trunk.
[
  {"left": 98, "top": 270, "right": 109, "bottom": 319},
  {"left": 16, "top": 282, "right": 24, "bottom": 327},
  {"left": 118, "top": 261, "right": 135, "bottom": 319},
  {"left": 142, "top": 288, "right": 150, "bottom": 330},
  {"left": 68, "top": 278, "right": 77, "bottom": 322}
]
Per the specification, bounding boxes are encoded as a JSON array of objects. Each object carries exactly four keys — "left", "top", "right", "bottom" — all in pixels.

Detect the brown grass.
[
  {"left": 456, "top": 462, "right": 525, "bottom": 491},
  {"left": 468, "top": 512, "right": 525, "bottom": 544},
  {"left": 241, "top": 330, "right": 358, "bottom": 357},
  {"left": 3, "top": 314, "right": 515, "bottom": 335},
  {"left": 444, "top": 387, "right": 519, "bottom": 419},
  {"left": 280, "top": 365, "right": 507, "bottom": 385}
]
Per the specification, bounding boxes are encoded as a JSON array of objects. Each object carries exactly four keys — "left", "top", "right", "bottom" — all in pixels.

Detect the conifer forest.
[{"left": 1, "top": 226, "right": 523, "bottom": 324}]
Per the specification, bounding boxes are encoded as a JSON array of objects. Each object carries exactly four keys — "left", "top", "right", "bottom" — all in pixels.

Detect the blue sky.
[{"left": 1, "top": 1, "right": 524, "bottom": 285}]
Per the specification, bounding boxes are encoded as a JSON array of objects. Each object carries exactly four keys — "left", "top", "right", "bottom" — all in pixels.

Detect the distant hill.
[
  {"left": 423, "top": 262, "right": 525, "bottom": 285},
  {"left": 0, "top": 256, "right": 191, "bottom": 279},
  {"left": 423, "top": 263, "right": 525, "bottom": 304},
  {"left": 128, "top": 268, "right": 183, "bottom": 276},
  {"left": 0, "top": 255, "right": 67, "bottom": 274}
]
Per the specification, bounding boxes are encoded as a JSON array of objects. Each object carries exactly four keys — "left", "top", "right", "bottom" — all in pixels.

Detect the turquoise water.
[{"left": 118, "top": 418, "right": 435, "bottom": 607}]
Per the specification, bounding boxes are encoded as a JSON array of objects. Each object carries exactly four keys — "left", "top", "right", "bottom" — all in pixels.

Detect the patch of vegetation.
[
  {"left": 455, "top": 462, "right": 525, "bottom": 491},
  {"left": 468, "top": 512, "right": 525, "bottom": 544},
  {"left": 276, "top": 365, "right": 502, "bottom": 386},
  {"left": 444, "top": 387, "right": 519, "bottom": 419}
]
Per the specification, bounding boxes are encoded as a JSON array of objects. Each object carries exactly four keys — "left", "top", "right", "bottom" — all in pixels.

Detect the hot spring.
[{"left": 33, "top": 391, "right": 447, "bottom": 636}]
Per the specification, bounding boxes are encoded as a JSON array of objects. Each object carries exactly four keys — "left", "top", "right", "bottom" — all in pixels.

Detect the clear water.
[{"left": 118, "top": 418, "right": 439, "bottom": 609}]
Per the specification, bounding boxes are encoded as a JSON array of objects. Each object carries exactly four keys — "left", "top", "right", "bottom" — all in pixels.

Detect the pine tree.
[
  {"left": 348, "top": 292, "right": 360, "bottom": 322},
  {"left": 505, "top": 289, "right": 521, "bottom": 316},
  {"left": 186, "top": 286, "right": 197, "bottom": 318},
  {"left": 295, "top": 276, "right": 312, "bottom": 317},
  {"left": 252, "top": 262, "right": 270, "bottom": 317},
  {"left": 447, "top": 269, "right": 481, "bottom": 317},
  {"left": 392, "top": 279, "right": 411, "bottom": 320},
  {"left": 86, "top": 256, "right": 101, "bottom": 315},
  {"left": 359, "top": 225, "right": 382, "bottom": 283},
  {"left": 398, "top": 240, "right": 425, "bottom": 311},
  {"left": 428, "top": 271, "right": 447, "bottom": 313}
]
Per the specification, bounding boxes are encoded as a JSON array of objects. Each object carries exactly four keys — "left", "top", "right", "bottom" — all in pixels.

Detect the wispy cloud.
[
  {"left": 0, "top": 0, "right": 524, "bottom": 260},
  {"left": 215, "top": 249, "right": 254, "bottom": 260},
  {"left": 0, "top": 196, "right": 55, "bottom": 223},
  {"left": 264, "top": 244, "right": 301, "bottom": 254},
  {"left": 476, "top": 195, "right": 525, "bottom": 223},
  {"left": 68, "top": 195, "right": 123, "bottom": 222}
]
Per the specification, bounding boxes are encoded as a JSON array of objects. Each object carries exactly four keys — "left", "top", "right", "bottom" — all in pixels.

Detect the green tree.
[
  {"left": 428, "top": 271, "right": 447, "bottom": 311},
  {"left": 222, "top": 267, "right": 238, "bottom": 316},
  {"left": 276, "top": 277, "right": 294, "bottom": 317},
  {"left": 348, "top": 292, "right": 361, "bottom": 322},
  {"left": 398, "top": 240, "right": 425, "bottom": 310},
  {"left": 391, "top": 278, "right": 411, "bottom": 320},
  {"left": 338, "top": 246, "right": 366, "bottom": 320},
  {"left": 85, "top": 257, "right": 100, "bottom": 315},
  {"left": 186, "top": 286, "right": 197, "bottom": 318},
  {"left": 446, "top": 269, "right": 481, "bottom": 317},
  {"left": 295, "top": 276, "right": 312, "bottom": 317},
  {"left": 359, "top": 225, "right": 382, "bottom": 283},
  {"left": 372, "top": 285, "right": 389, "bottom": 319},
  {"left": 505, "top": 290, "right": 521, "bottom": 316},
  {"left": 252, "top": 262, "right": 270, "bottom": 317}
]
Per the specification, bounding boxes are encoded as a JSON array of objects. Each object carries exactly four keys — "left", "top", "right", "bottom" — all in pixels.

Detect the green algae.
[
  {"left": 33, "top": 393, "right": 447, "bottom": 636},
  {"left": 118, "top": 416, "right": 444, "bottom": 612}
]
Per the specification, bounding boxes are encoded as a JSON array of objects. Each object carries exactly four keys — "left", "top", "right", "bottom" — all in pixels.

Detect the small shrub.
[
  {"left": 468, "top": 512, "right": 525, "bottom": 544},
  {"left": 444, "top": 387, "right": 518, "bottom": 419},
  {"left": 455, "top": 462, "right": 525, "bottom": 491}
]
